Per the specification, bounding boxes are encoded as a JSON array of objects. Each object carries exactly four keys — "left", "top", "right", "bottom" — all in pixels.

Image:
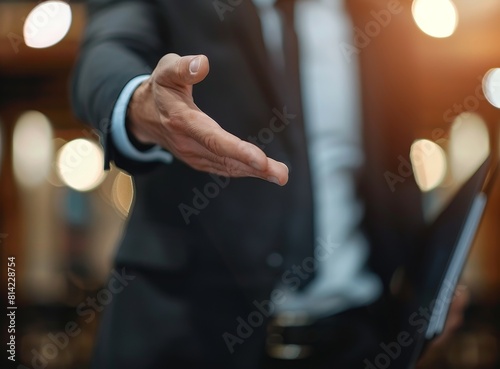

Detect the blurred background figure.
[{"left": 0, "top": 0, "right": 499, "bottom": 368}]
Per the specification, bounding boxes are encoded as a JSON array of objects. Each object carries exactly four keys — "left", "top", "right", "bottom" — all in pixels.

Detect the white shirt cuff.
[{"left": 110, "top": 75, "right": 174, "bottom": 164}]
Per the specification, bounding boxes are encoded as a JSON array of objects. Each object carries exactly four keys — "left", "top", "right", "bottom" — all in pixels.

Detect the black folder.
[{"left": 392, "top": 155, "right": 497, "bottom": 368}]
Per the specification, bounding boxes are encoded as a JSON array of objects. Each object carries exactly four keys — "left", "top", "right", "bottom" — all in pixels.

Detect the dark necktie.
[
  {"left": 275, "top": 0, "right": 303, "bottom": 112},
  {"left": 274, "top": 0, "right": 316, "bottom": 289}
]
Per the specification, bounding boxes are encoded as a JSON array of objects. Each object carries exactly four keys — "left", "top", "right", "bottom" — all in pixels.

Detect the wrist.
[{"left": 126, "top": 78, "right": 158, "bottom": 145}]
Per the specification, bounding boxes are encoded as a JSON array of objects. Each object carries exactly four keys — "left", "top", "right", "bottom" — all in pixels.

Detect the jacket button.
[{"left": 266, "top": 252, "right": 283, "bottom": 268}]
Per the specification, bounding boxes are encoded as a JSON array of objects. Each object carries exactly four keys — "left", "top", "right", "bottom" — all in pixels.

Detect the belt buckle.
[{"left": 266, "top": 311, "right": 314, "bottom": 360}]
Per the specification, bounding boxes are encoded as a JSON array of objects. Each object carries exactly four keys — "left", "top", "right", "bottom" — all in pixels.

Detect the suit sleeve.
[{"left": 71, "top": 0, "right": 169, "bottom": 174}]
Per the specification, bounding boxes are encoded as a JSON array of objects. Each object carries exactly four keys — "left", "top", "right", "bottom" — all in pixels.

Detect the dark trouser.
[
  {"left": 92, "top": 267, "right": 391, "bottom": 369},
  {"left": 91, "top": 266, "right": 269, "bottom": 369}
]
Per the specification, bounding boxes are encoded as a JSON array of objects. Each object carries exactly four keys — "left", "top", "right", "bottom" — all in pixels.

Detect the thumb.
[{"left": 155, "top": 53, "right": 210, "bottom": 88}]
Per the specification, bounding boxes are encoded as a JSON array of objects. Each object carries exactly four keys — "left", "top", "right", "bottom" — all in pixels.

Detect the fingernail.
[
  {"left": 189, "top": 57, "right": 201, "bottom": 75},
  {"left": 250, "top": 161, "right": 263, "bottom": 171},
  {"left": 268, "top": 176, "right": 281, "bottom": 185}
]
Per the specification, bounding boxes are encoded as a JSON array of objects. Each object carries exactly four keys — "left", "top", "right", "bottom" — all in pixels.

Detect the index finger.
[{"left": 189, "top": 113, "right": 269, "bottom": 171}]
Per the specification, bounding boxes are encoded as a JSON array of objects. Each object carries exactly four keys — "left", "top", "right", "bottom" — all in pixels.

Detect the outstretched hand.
[{"left": 127, "top": 53, "right": 289, "bottom": 186}]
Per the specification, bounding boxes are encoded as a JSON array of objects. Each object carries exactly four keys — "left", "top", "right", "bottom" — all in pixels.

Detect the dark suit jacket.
[
  {"left": 72, "top": 0, "right": 316, "bottom": 291},
  {"left": 71, "top": 0, "right": 424, "bottom": 366}
]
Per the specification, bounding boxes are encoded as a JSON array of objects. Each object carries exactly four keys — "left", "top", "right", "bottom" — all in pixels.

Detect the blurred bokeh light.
[
  {"left": 12, "top": 111, "right": 53, "bottom": 188},
  {"left": 46, "top": 138, "right": 67, "bottom": 187},
  {"left": 56, "top": 138, "right": 106, "bottom": 192},
  {"left": 482, "top": 68, "right": 500, "bottom": 109},
  {"left": 112, "top": 171, "right": 134, "bottom": 217},
  {"left": 410, "top": 139, "right": 447, "bottom": 192},
  {"left": 23, "top": 1, "right": 72, "bottom": 49},
  {"left": 449, "top": 113, "right": 490, "bottom": 184},
  {"left": 412, "top": 0, "right": 458, "bottom": 38}
]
